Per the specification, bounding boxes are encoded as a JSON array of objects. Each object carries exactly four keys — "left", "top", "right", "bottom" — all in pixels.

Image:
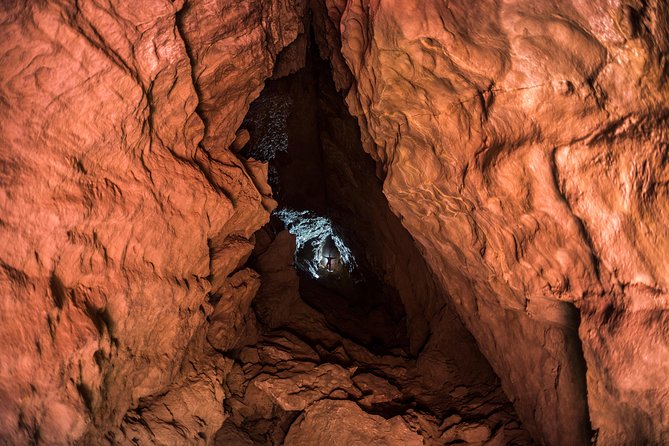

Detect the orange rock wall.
[
  {"left": 2, "top": 0, "right": 668, "bottom": 444},
  {"left": 0, "top": 1, "right": 302, "bottom": 443},
  {"left": 315, "top": 0, "right": 669, "bottom": 444}
]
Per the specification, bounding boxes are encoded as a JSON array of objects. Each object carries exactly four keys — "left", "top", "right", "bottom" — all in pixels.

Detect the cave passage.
[
  {"left": 214, "top": 31, "right": 534, "bottom": 445},
  {"left": 240, "top": 34, "right": 411, "bottom": 354},
  {"left": 5, "top": 1, "right": 669, "bottom": 444}
]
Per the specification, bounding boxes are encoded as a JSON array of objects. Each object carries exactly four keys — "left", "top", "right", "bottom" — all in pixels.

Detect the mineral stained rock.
[
  {"left": 0, "top": 0, "right": 302, "bottom": 444},
  {"left": 1, "top": 0, "right": 668, "bottom": 445},
  {"left": 315, "top": 0, "right": 669, "bottom": 444}
]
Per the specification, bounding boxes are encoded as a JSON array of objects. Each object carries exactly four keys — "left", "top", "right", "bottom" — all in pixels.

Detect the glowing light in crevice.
[{"left": 274, "top": 208, "right": 355, "bottom": 278}]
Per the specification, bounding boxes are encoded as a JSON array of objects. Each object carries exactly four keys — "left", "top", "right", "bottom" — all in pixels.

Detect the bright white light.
[{"left": 275, "top": 208, "right": 355, "bottom": 278}]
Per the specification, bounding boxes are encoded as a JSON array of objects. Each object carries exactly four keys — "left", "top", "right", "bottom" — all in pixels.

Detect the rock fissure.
[{"left": 208, "top": 27, "right": 534, "bottom": 444}]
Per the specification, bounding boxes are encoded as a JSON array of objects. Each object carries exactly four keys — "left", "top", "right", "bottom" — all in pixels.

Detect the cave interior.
[
  {"left": 216, "top": 30, "right": 535, "bottom": 445},
  {"left": 2, "top": 1, "right": 669, "bottom": 445}
]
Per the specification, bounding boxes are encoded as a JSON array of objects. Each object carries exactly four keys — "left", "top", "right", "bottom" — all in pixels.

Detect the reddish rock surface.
[
  {"left": 284, "top": 399, "right": 423, "bottom": 446},
  {"left": 1, "top": 0, "right": 668, "bottom": 445},
  {"left": 0, "top": 0, "right": 300, "bottom": 444},
  {"left": 220, "top": 228, "right": 531, "bottom": 445},
  {"left": 315, "top": 0, "right": 669, "bottom": 444}
]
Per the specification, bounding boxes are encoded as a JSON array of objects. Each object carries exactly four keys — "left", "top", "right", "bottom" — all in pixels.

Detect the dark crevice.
[
  {"left": 219, "top": 17, "right": 534, "bottom": 446},
  {"left": 241, "top": 27, "right": 410, "bottom": 355},
  {"left": 49, "top": 273, "right": 67, "bottom": 309}
]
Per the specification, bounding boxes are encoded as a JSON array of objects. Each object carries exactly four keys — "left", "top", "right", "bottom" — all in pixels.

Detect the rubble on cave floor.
[{"left": 214, "top": 226, "right": 532, "bottom": 446}]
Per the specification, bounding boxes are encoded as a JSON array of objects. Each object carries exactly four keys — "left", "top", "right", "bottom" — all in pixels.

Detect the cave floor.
[{"left": 213, "top": 227, "right": 533, "bottom": 445}]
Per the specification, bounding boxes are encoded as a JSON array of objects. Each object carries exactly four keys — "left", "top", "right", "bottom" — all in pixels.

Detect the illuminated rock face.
[
  {"left": 0, "top": 0, "right": 301, "bottom": 444},
  {"left": 1, "top": 0, "right": 668, "bottom": 445},
  {"left": 314, "top": 0, "right": 669, "bottom": 444}
]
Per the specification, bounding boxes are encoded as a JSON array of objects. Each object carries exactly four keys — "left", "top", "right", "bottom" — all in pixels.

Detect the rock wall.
[
  {"left": 223, "top": 227, "right": 532, "bottom": 445},
  {"left": 302, "top": 51, "right": 517, "bottom": 415},
  {"left": 0, "top": 0, "right": 302, "bottom": 444},
  {"left": 314, "top": 0, "right": 669, "bottom": 444},
  {"left": 2, "top": 0, "right": 668, "bottom": 444}
]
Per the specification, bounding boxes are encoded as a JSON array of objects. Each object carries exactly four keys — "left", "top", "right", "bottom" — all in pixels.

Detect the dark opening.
[
  {"left": 217, "top": 24, "right": 532, "bottom": 446},
  {"left": 240, "top": 30, "right": 409, "bottom": 354}
]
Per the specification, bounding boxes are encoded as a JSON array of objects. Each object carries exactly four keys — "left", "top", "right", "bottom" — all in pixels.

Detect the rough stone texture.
[
  {"left": 315, "top": 0, "right": 669, "bottom": 444},
  {"left": 207, "top": 268, "right": 260, "bottom": 352},
  {"left": 3, "top": 0, "right": 669, "bottom": 444},
  {"left": 178, "top": 0, "right": 306, "bottom": 157},
  {"left": 0, "top": 0, "right": 301, "bottom": 444},
  {"left": 117, "top": 361, "right": 229, "bottom": 445},
  {"left": 260, "top": 51, "right": 527, "bottom": 425},
  {"left": 221, "top": 228, "right": 531, "bottom": 445},
  {"left": 284, "top": 399, "right": 423, "bottom": 446}
]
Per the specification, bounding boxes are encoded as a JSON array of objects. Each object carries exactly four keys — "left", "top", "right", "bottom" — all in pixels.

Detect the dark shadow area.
[
  {"left": 299, "top": 273, "right": 408, "bottom": 353},
  {"left": 241, "top": 30, "right": 410, "bottom": 355},
  {"left": 223, "top": 24, "right": 533, "bottom": 446}
]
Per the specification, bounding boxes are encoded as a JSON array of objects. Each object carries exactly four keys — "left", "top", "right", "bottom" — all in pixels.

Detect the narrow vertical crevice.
[{"left": 219, "top": 19, "right": 534, "bottom": 445}]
